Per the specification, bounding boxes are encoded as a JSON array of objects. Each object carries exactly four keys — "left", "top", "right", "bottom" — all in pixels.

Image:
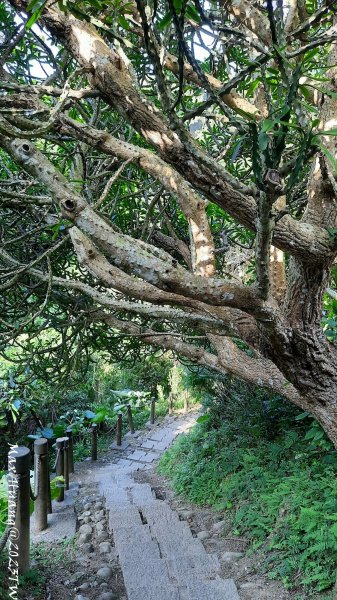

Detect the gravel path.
[{"left": 95, "top": 413, "right": 240, "bottom": 600}]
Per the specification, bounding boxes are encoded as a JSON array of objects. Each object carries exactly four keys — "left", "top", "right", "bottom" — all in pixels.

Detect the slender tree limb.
[{"left": 0, "top": 80, "right": 100, "bottom": 99}]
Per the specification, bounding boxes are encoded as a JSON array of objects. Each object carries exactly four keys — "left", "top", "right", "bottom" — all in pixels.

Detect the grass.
[{"left": 0, "top": 537, "right": 77, "bottom": 599}]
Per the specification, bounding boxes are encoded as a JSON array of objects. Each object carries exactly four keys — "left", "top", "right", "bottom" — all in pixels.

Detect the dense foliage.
[
  {"left": 159, "top": 379, "right": 337, "bottom": 596},
  {"left": 1, "top": 0, "right": 337, "bottom": 442},
  {"left": 0, "top": 347, "right": 206, "bottom": 467},
  {"left": 1, "top": 2, "right": 337, "bottom": 593}
]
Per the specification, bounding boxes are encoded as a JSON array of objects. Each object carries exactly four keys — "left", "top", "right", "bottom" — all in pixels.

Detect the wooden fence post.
[
  {"left": 150, "top": 399, "right": 156, "bottom": 425},
  {"left": 8, "top": 446, "right": 31, "bottom": 574},
  {"left": 184, "top": 391, "right": 189, "bottom": 413},
  {"left": 116, "top": 412, "right": 122, "bottom": 446},
  {"left": 66, "top": 428, "right": 74, "bottom": 473},
  {"left": 168, "top": 393, "right": 173, "bottom": 416},
  {"left": 127, "top": 404, "right": 135, "bottom": 434},
  {"left": 33, "top": 438, "right": 48, "bottom": 532},
  {"left": 55, "top": 437, "right": 65, "bottom": 502},
  {"left": 91, "top": 424, "right": 98, "bottom": 461},
  {"left": 64, "top": 437, "right": 70, "bottom": 490}
]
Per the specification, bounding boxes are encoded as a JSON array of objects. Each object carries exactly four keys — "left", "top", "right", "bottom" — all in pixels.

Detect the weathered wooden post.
[
  {"left": 127, "top": 404, "right": 135, "bottom": 434},
  {"left": 8, "top": 446, "right": 31, "bottom": 574},
  {"left": 66, "top": 427, "right": 74, "bottom": 473},
  {"left": 168, "top": 393, "right": 173, "bottom": 416},
  {"left": 64, "top": 437, "right": 70, "bottom": 490},
  {"left": 91, "top": 424, "right": 98, "bottom": 461},
  {"left": 184, "top": 391, "right": 189, "bottom": 414},
  {"left": 47, "top": 458, "right": 52, "bottom": 514},
  {"left": 116, "top": 412, "right": 123, "bottom": 446},
  {"left": 55, "top": 437, "right": 65, "bottom": 502},
  {"left": 150, "top": 398, "right": 156, "bottom": 425},
  {"left": 33, "top": 438, "right": 48, "bottom": 532}
]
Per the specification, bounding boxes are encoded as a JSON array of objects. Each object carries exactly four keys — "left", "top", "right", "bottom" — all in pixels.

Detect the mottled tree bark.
[{"left": 2, "top": 0, "right": 337, "bottom": 445}]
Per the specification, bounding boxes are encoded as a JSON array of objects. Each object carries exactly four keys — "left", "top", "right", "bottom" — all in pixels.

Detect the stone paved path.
[{"left": 95, "top": 414, "right": 241, "bottom": 600}]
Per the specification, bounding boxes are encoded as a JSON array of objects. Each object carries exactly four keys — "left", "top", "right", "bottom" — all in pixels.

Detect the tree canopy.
[{"left": 1, "top": 1, "right": 337, "bottom": 440}]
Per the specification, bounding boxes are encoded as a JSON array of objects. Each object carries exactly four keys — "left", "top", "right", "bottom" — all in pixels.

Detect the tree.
[{"left": 1, "top": 1, "right": 337, "bottom": 441}]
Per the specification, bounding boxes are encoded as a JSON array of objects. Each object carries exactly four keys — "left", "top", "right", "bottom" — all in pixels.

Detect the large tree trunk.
[{"left": 1, "top": 0, "right": 337, "bottom": 444}]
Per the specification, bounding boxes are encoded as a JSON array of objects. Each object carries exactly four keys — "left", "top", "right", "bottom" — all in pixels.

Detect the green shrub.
[{"left": 159, "top": 379, "right": 337, "bottom": 595}]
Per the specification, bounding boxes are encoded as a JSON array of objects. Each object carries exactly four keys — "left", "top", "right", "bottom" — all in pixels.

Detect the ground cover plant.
[{"left": 159, "top": 378, "right": 337, "bottom": 597}]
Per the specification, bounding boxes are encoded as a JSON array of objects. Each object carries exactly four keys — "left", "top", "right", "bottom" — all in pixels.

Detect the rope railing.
[{"left": 0, "top": 395, "right": 162, "bottom": 574}]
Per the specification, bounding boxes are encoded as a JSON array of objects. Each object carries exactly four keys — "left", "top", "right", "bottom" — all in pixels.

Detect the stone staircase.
[{"left": 95, "top": 414, "right": 240, "bottom": 600}]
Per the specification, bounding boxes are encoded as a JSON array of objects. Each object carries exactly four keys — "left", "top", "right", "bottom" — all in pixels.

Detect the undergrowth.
[{"left": 158, "top": 379, "right": 337, "bottom": 597}]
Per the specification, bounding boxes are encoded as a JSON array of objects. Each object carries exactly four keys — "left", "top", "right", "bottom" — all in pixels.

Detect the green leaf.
[
  {"left": 196, "top": 414, "right": 210, "bottom": 423},
  {"left": 246, "top": 77, "right": 262, "bottom": 97},
  {"left": 27, "top": 0, "right": 44, "bottom": 11},
  {"left": 185, "top": 4, "right": 202, "bottom": 23},
  {"left": 41, "top": 426, "right": 54, "bottom": 439},
  {"left": 87, "top": 0, "right": 101, "bottom": 8},
  {"left": 294, "top": 412, "right": 310, "bottom": 421},
  {"left": 93, "top": 410, "right": 107, "bottom": 423},
  {"left": 315, "top": 128, "right": 337, "bottom": 137},
  {"left": 303, "top": 47, "right": 319, "bottom": 62},
  {"left": 258, "top": 131, "right": 269, "bottom": 151},
  {"left": 261, "top": 119, "right": 275, "bottom": 133},
  {"left": 84, "top": 409, "right": 95, "bottom": 419},
  {"left": 26, "top": 1, "right": 46, "bottom": 29},
  {"left": 157, "top": 12, "right": 172, "bottom": 30},
  {"left": 118, "top": 15, "right": 130, "bottom": 30},
  {"left": 317, "top": 142, "right": 337, "bottom": 175},
  {"left": 53, "top": 423, "right": 66, "bottom": 438},
  {"left": 300, "top": 85, "right": 313, "bottom": 101},
  {"left": 315, "top": 87, "right": 337, "bottom": 100},
  {"left": 50, "top": 476, "right": 65, "bottom": 500},
  {"left": 331, "top": 523, "right": 337, "bottom": 538}
]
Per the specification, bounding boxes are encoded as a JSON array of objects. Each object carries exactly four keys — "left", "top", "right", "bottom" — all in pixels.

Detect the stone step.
[
  {"left": 165, "top": 553, "right": 221, "bottom": 581},
  {"left": 102, "top": 490, "right": 130, "bottom": 507},
  {"left": 149, "top": 519, "right": 193, "bottom": 537},
  {"left": 142, "top": 502, "right": 182, "bottom": 525},
  {"left": 108, "top": 506, "right": 143, "bottom": 530},
  {"left": 183, "top": 578, "right": 240, "bottom": 600},
  {"left": 96, "top": 412, "right": 241, "bottom": 600},
  {"left": 157, "top": 535, "right": 206, "bottom": 558},
  {"left": 129, "top": 484, "right": 156, "bottom": 505},
  {"left": 103, "top": 484, "right": 156, "bottom": 507},
  {"left": 109, "top": 476, "right": 134, "bottom": 487},
  {"left": 117, "top": 540, "right": 161, "bottom": 565},
  {"left": 119, "top": 557, "right": 173, "bottom": 597},
  {"left": 127, "top": 584, "right": 180, "bottom": 600},
  {"left": 114, "top": 523, "right": 154, "bottom": 546}
]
